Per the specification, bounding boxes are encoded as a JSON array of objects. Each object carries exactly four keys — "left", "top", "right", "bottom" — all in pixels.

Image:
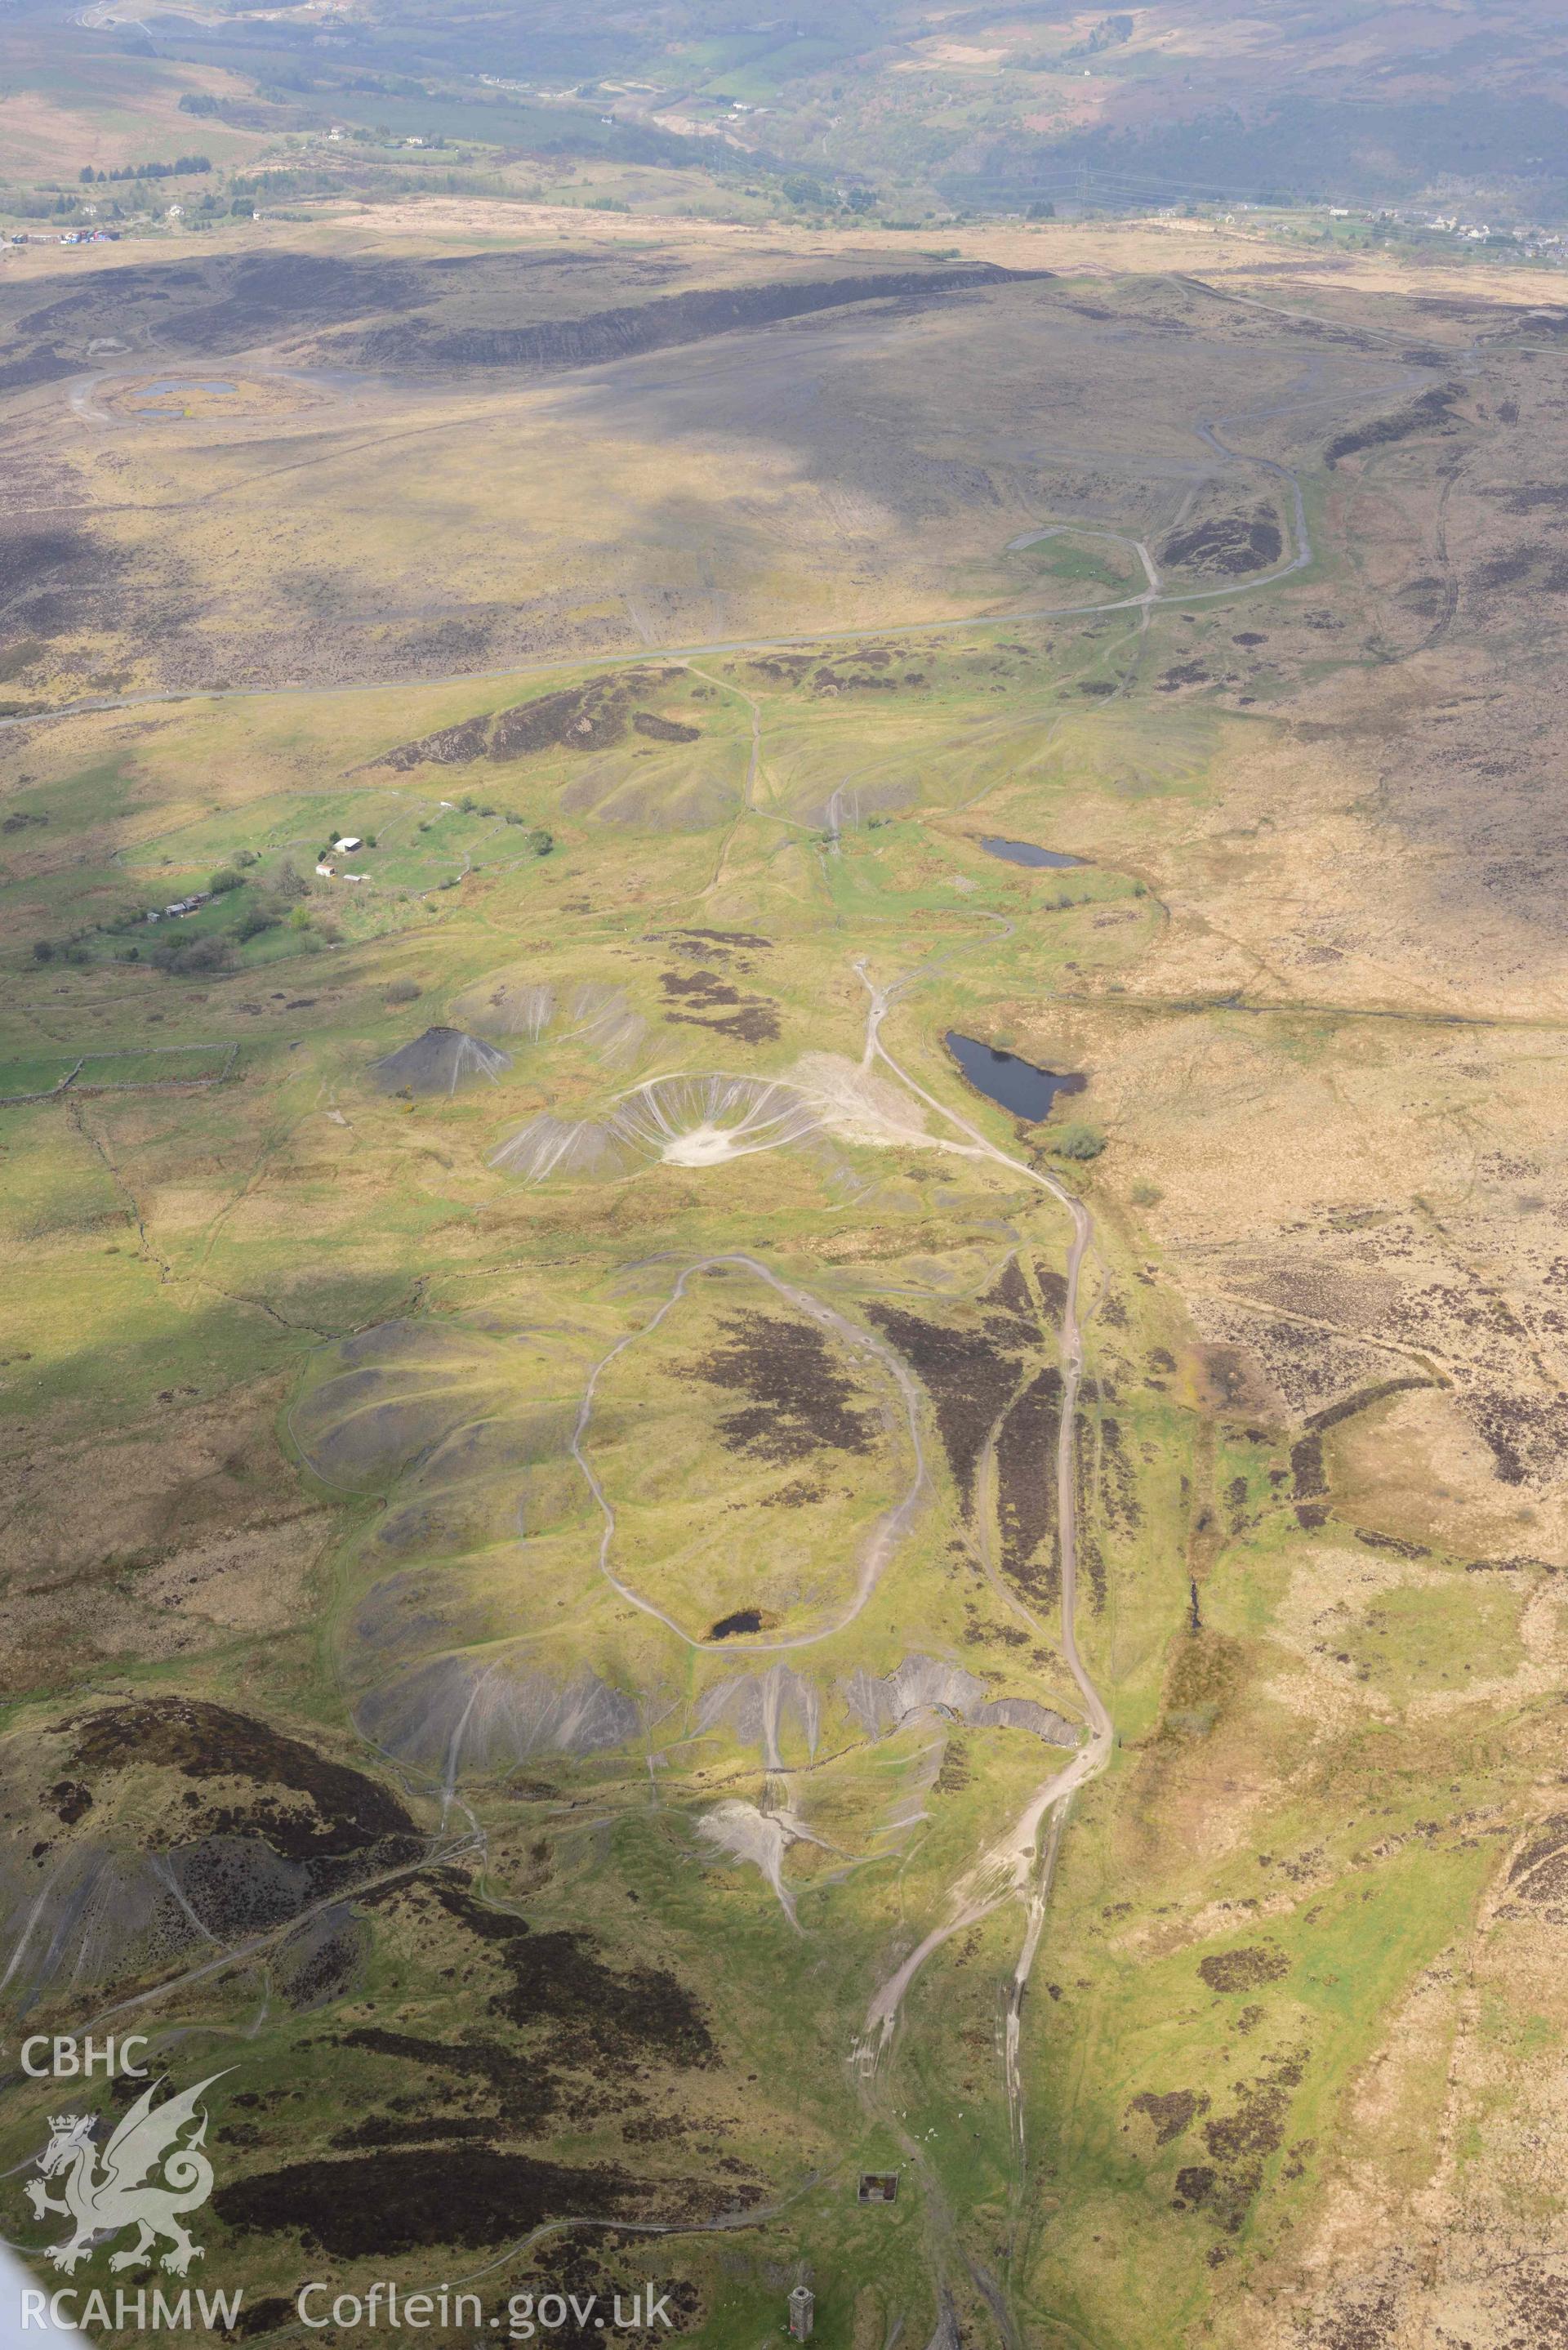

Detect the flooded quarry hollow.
[
  {"left": 945, "top": 1032, "right": 1086, "bottom": 1121},
  {"left": 978, "top": 837, "right": 1085, "bottom": 869}
]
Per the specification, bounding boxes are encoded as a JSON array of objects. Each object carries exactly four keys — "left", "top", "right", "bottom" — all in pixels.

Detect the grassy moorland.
[{"left": 3, "top": 210, "right": 1568, "bottom": 2350}]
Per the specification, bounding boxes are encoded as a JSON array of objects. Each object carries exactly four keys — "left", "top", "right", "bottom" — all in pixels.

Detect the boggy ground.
[{"left": 2, "top": 212, "right": 1568, "bottom": 2349}]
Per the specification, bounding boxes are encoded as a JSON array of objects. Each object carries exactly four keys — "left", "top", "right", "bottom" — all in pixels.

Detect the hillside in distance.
[{"left": 232, "top": 0, "right": 1568, "bottom": 214}]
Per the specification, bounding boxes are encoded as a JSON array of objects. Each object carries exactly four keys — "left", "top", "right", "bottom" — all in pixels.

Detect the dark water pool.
[
  {"left": 946, "top": 1032, "right": 1086, "bottom": 1121},
  {"left": 710, "top": 1608, "right": 763, "bottom": 1639},
  {"left": 978, "top": 836, "right": 1084, "bottom": 869}
]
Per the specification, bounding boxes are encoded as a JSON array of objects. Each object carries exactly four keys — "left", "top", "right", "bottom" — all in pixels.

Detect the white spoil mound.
[
  {"left": 696, "top": 1796, "right": 831, "bottom": 1931},
  {"left": 490, "top": 1054, "right": 973, "bottom": 1184}
]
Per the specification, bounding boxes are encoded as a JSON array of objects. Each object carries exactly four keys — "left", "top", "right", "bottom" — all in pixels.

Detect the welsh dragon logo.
[{"left": 24, "top": 2073, "right": 227, "bottom": 2276}]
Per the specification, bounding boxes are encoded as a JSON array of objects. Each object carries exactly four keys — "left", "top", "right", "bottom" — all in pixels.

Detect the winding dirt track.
[
  {"left": 850, "top": 963, "right": 1113, "bottom": 2086},
  {"left": 0, "top": 364, "right": 1396, "bottom": 738},
  {"left": 0, "top": 350, "right": 1450, "bottom": 2343},
  {"left": 569, "top": 1251, "right": 930, "bottom": 1653}
]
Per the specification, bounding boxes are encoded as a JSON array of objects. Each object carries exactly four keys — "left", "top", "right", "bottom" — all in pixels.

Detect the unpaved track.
[
  {"left": 569, "top": 1251, "right": 929, "bottom": 1653},
  {"left": 0, "top": 366, "right": 1388, "bottom": 738},
  {"left": 853, "top": 965, "right": 1113, "bottom": 2080}
]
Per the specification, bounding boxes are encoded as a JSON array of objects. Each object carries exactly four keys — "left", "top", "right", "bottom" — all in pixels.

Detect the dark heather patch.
[
  {"left": 633, "top": 710, "right": 701, "bottom": 742},
  {"left": 1203, "top": 2079, "right": 1292, "bottom": 2164},
  {"left": 1509, "top": 1814, "right": 1568, "bottom": 1885},
  {"left": 659, "top": 967, "right": 781, "bottom": 1044},
  {"left": 1173, "top": 2165, "right": 1215, "bottom": 2208},
  {"left": 336, "top": 2027, "right": 559, "bottom": 2133},
  {"left": 234, "top": 2295, "right": 294, "bottom": 2339},
  {"left": 0, "top": 349, "right": 80, "bottom": 393},
  {"left": 996, "top": 1368, "right": 1063, "bottom": 1598},
  {"left": 1470, "top": 1388, "right": 1568, "bottom": 1486},
  {"left": 1129, "top": 2088, "right": 1206, "bottom": 2145},
  {"left": 341, "top": 265, "right": 1045, "bottom": 372},
  {"left": 653, "top": 926, "right": 773, "bottom": 950},
  {"left": 504, "top": 2241, "right": 704, "bottom": 2350},
  {"left": 332, "top": 2114, "right": 497, "bottom": 2149},
  {"left": 1290, "top": 1429, "right": 1329, "bottom": 1527},
  {"left": 163, "top": 253, "right": 418, "bottom": 353},
  {"left": 65, "top": 1698, "right": 416, "bottom": 1857},
  {"left": 428, "top": 1877, "right": 715, "bottom": 2067},
  {"left": 1197, "top": 1945, "right": 1290, "bottom": 1993},
  {"left": 662, "top": 969, "right": 744, "bottom": 1008},
  {"left": 1160, "top": 514, "right": 1283, "bottom": 576},
  {"left": 1503, "top": 1815, "right": 1568, "bottom": 1915},
  {"left": 982, "top": 1255, "right": 1066, "bottom": 1323},
  {"left": 686, "top": 1310, "right": 877, "bottom": 1461},
  {"left": 666, "top": 1003, "right": 782, "bottom": 1043},
  {"left": 378, "top": 676, "right": 646, "bottom": 770},
  {"left": 1498, "top": 482, "right": 1568, "bottom": 512},
  {"left": 1325, "top": 383, "right": 1462, "bottom": 466},
  {"left": 211, "top": 2147, "right": 643, "bottom": 2255},
  {"left": 864, "top": 1305, "right": 1027, "bottom": 1504},
  {"left": 384, "top": 712, "right": 488, "bottom": 767},
  {"left": 490, "top": 680, "right": 632, "bottom": 759},
  {"left": 1355, "top": 1527, "right": 1431, "bottom": 1558},
  {"left": 1196, "top": 2062, "right": 1301, "bottom": 2229},
  {"left": 1472, "top": 546, "right": 1542, "bottom": 587},
  {"left": 1099, "top": 1416, "right": 1142, "bottom": 1533},
  {"left": 0, "top": 527, "right": 107, "bottom": 600}
]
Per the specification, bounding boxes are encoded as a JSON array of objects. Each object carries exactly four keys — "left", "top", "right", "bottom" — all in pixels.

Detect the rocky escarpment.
[{"left": 334, "top": 263, "right": 1049, "bottom": 373}]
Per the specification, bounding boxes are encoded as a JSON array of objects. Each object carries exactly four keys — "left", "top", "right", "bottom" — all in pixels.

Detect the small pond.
[
  {"left": 946, "top": 1032, "right": 1086, "bottom": 1121},
  {"left": 978, "top": 836, "right": 1084, "bottom": 870},
  {"left": 710, "top": 1608, "right": 764, "bottom": 1639}
]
